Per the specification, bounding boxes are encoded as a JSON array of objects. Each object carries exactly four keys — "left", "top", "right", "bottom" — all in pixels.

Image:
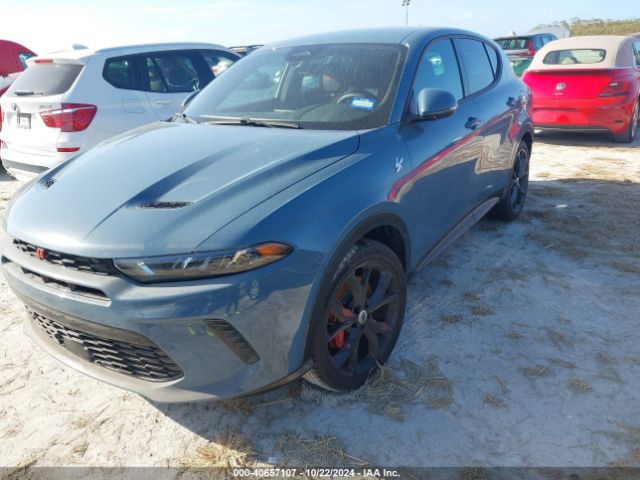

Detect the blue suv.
[{"left": 1, "top": 27, "right": 533, "bottom": 401}]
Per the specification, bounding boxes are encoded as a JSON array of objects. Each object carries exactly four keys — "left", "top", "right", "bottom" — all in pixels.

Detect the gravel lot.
[{"left": 1, "top": 132, "right": 639, "bottom": 473}]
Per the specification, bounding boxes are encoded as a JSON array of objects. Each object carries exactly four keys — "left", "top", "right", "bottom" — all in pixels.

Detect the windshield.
[
  {"left": 184, "top": 43, "right": 407, "bottom": 130},
  {"left": 8, "top": 63, "right": 83, "bottom": 96},
  {"left": 543, "top": 49, "right": 606, "bottom": 65},
  {"left": 496, "top": 38, "right": 530, "bottom": 50}
]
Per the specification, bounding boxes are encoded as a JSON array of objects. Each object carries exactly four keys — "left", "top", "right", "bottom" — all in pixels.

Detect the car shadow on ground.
[
  {"left": 535, "top": 130, "right": 640, "bottom": 148},
  {"left": 147, "top": 174, "right": 640, "bottom": 467}
]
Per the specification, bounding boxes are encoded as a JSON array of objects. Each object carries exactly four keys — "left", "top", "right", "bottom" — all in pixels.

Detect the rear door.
[
  {"left": 400, "top": 37, "right": 485, "bottom": 256},
  {"left": 462, "top": 40, "right": 522, "bottom": 196},
  {"left": 142, "top": 50, "right": 212, "bottom": 120},
  {"left": 454, "top": 37, "right": 509, "bottom": 205},
  {"left": 0, "top": 60, "right": 83, "bottom": 156}
]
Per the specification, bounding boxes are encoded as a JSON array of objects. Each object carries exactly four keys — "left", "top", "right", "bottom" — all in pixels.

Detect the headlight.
[{"left": 114, "top": 242, "right": 292, "bottom": 283}]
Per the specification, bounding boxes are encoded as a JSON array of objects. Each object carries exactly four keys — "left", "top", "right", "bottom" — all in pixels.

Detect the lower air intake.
[{"left": 204, "top": 319, "right": 259, "bottom": 365}]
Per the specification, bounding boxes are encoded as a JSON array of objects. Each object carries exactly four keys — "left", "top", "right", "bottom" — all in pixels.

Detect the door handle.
[
  {"left": 465, "top": 117, "right": 482, "bottom": 130},
  {"left": 154, "top": 100, "right": 175, "bottom": 106}
]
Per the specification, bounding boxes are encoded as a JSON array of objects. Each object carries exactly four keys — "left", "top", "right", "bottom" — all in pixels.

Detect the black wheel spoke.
[
  {"left": 327, "top": 318, "right": 357, "bottom": 342},
  {"left": 328, "top": 298, "right": 350, "bottom": 322},
  {"left": 369, "top": 292, "right": 399, "bottom": 313},
  {"left": 367, "top": 272, "right": 391, "bottom": 310},
  {"left": 363, "top": 323, "right": 380, "bottom": 359},
  {"left": 369, "top": 318, "right": 394, "bottom": 335},
  {"left": 331, "top": 327, "right": 360, "bottom": 367},
  {"left": 345, "top": 274, "right": 366, "bottom": 306}
]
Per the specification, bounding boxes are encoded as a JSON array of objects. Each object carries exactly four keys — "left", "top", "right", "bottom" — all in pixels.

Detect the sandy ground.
[{"left": 0, "top": 131, "right": 639, "bottom": 473}]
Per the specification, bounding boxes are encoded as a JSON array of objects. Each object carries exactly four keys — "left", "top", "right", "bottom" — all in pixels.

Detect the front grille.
[
  {"left": 30, "top": 309, "right": 183, "bottom": 382},
  {"left": 17, "top": 263, "right": 109, "bottom": 301},
  {"left": 14, "top": 240, "right": 118, "bottom": 276}
]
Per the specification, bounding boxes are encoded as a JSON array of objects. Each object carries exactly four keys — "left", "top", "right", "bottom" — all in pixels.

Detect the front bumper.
[
  {"left": 531, "top": 95, "right": 635, "bottom": 134},
  {"left": 1, "top": 240, "right": 320, "bottom": 402}
]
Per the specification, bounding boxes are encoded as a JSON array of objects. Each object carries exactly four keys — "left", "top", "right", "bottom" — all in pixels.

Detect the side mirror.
[
  {"left": 180, "top": 90, "right": 200, "bottom": 111},
  {"left": 413, "top": 88, "right": 458, "bottom": 121}
]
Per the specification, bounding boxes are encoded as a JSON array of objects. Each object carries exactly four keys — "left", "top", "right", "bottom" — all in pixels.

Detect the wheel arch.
[{"left": 297, "top": 209, "right": 411, "bottom": 365}]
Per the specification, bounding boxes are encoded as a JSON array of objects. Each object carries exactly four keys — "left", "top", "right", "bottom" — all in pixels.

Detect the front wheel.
[
  {"left": 489, "top": 141, "right": 530, "bottom": 222},
  {"left": 304, "top": 239, "right": 406, "bottom": 391}
]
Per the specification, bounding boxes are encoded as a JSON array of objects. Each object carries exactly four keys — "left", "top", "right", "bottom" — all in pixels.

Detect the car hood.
[{"left": 5, "top": 122, "right": 360, "bottom": 257}]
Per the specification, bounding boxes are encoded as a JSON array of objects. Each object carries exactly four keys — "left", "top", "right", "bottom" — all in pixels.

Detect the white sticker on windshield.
[{"left": 351, "top": 97, "right": 376, "bottom": 110}]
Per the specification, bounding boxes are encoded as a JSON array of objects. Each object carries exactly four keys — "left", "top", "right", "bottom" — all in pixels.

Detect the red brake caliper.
[{"left": 328, "top": 307, "right": 352, "bottom": 350}]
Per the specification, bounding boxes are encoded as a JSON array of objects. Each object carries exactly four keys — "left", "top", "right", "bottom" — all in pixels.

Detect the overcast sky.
[{"left": 3, "top": 0, "right": 637, "bottom": 54}]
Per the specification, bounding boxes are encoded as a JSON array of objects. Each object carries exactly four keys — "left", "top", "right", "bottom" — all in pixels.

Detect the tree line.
[{"left": 535, "top": 18, "right": 640, "bottom": 36}]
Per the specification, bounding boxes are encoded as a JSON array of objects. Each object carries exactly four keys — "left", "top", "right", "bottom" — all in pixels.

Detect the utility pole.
[{"left": 402, "top": 0, "right": 411, "bottom": 26}]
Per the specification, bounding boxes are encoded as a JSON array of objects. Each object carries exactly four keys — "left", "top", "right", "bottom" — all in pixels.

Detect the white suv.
[{"left": 0, "top": 43, "right": 239, "bottom": 180}]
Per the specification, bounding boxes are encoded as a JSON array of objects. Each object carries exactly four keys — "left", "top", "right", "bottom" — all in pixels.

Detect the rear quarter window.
[
  {"left": 543, "top": 49, "right": 606, "bottom": 65},
  {"left": 8, "top": 63, "right": 83, "bottom": 95},
  {"left": 104, "top": 57, "right": 137, "bottom": 90}
]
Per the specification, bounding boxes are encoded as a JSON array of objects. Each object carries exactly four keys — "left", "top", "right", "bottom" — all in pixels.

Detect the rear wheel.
[
  {"left": 304, "top": 239, "right": 406, "bottom": 391},
  {"left": 612, "top": 99, "right": 639, "bottom": 144},
  {"left": 489, "top": 141, "right": 530, "bottom": 222}
]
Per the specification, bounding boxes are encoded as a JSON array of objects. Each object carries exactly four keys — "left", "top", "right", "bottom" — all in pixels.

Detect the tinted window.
[
  {"left": 145, "top": 58, "right": 166, "bottom": 92},
  {"left": 413, "top": 39, "right": 463, "bottom": 100},
  {"left": 9, "top": 63, "right": 83, "bottom": 95},
  {"left": 185, "top": 43, "right": 406, "bottom": 131},
  {"left": 456, "top": 38, "right": 495, "bottom": 95},
  {"left": 201, "top": 50, "right": 237, "bottom": 77},
  {"left": 484, "top": 43, "right": 500, "bottom": 77},
  {"left": 496, "top": 37, "right": 529, "bottom": 50},
  {"left": 543, "top": 49, "right": 606, "bottom": 65},
  {"left": 148, "top": 54, "right": 199, "bottom": 93},
  {"left": 104, "top": 57, "right": 137, "bottom": 89},
  {"left": 17, "top": 52, "right": 35, "bottom": 69}
]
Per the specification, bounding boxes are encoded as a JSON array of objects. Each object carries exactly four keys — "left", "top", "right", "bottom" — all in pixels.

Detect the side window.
[
  {"left": 147, "top": 53, "right": 200, "bottom": 93},
  {"left": 413, "top": 38, "right": 463, "bottom": 101},
  {"left": 17, "top": 52, "right": 35, "bottom": 69},
  {"left": 534, "top": 36, "right": 543, "bottom": 50},
  {"left": 634, "top": 42, "right": 640, "bottom": 67},
  {"left": 145, "top": 58, "right": 166, "bottom": 92},
  {"left": 103, "top": 57, "right": 137, "bottom": 90},
  {"left": 455, "top": 38, "right": 495, "bottom": 96},
  {"left": 484, "top": 43, "right": 500, "bottom": 77},
  {"left": 201, "top": 50, "right": 237, "bottom": 77}
]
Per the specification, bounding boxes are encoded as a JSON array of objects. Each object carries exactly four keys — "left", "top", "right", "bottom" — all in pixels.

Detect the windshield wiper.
[
  {"left": 206, "top": 117, "right": 302, "bottom": 129},
  {"left": 172, "top": 112, "right": 199, "bottom": 124},
  {"left": 13, "top": 90, "right": 45, "bottom": 96}
]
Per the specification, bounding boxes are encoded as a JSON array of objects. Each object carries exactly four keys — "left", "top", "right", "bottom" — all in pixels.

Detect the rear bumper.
[
  {"left": 531, "top": 95, "right": 636, "bottom": 134},
  {"left": 1, "top": 239, "right": 320, "bottom": 402},
  {"left": 0, "top": 144, "right": 78, "bottom": 181}
]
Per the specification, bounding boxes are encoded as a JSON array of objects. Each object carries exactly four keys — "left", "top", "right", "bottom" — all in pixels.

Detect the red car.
[
  {"left": 523, "top": 35, "right": 640, "bottom": 143},
  {"left": 0, "top": 40, "right": 35, "bottom": 96}
]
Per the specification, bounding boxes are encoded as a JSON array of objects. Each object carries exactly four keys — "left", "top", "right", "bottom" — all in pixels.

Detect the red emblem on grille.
[{"left": 35, "top": 247, "right": 45, "bottom": 260}]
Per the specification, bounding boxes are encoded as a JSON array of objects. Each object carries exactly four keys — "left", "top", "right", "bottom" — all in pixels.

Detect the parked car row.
[
  {"left": 494, "top": 32, "right": 558, "bottom": 77},
  {"left": 495, "top": 33, "right": 640, "bottom": 143}
]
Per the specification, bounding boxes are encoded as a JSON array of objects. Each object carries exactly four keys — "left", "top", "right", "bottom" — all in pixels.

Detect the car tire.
[
  {"left": 612, "top": 99, "right": 639, "bottom": 144},
  {"left": 304, "top": 239, "right": 406, "bottom": 392},
  {"left": 489, "top": 141, "right": 530, "bottom": 222}
]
